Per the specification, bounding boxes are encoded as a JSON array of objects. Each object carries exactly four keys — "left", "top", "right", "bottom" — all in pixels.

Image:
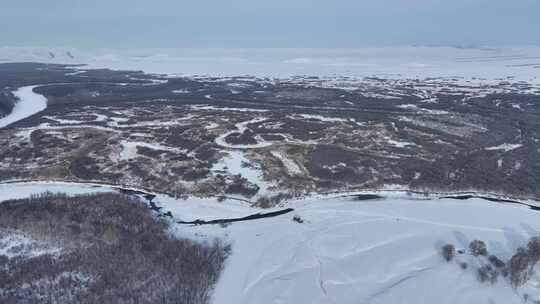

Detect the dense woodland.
[{"left": 0, "top": 192, "right": 229, "bottom": 304}]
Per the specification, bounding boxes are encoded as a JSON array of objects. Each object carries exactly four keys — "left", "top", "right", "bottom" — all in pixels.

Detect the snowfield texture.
[
  {"left": 2, "top": 182, "right": 540, "bottom": 304},
  {"left": 0, "top": 85, "right": 47, "bottom": 128},
  {"left": 1, "top": 46, "right": 540, "bottom": 83},
  {"left": 183, "top": 197, "right": 540, "bottom": 304}
]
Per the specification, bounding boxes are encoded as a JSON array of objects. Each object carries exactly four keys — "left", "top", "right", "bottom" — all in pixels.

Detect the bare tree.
[
  {"left": 469, "top": 240, "right": 488, "bottom": 256},
  {"left": 509, "top": 247, "right": 531, "bottom": 288},
  {"left": 527, "top": 236, "right": 540, "bottom": 264},
  {"left": 441, "top": 244, "right": 456, "bottom": 262},
  {"left": 488, "top": 254, "right": 505, "bottom": 269},
  {"left": 477, "top": 265, "right": 499, "bottom": 284}
]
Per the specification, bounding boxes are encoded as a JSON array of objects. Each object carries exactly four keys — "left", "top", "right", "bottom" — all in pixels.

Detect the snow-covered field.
[
  {"left": 1, "top": 182, "right": 540, "bottom": 304},
  {"left": 0, "top": 85, "right": 47, "bottom": 128},
  {"left": 1, "top": 46, "right": 539, "bottom": 83},
  {"left": 189, "top": 197, "right": 540, "bottom": 304}
]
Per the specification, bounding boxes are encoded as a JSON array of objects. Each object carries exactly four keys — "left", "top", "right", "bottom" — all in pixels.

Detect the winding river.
[{"left": 0, "top": 85, "right": 47, "bottom": 128}]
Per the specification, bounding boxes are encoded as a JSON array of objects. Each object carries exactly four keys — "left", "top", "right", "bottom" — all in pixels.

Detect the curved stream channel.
[
  {"left": 0, "top": 82, "right": 141, "bottom": 128},
  {"left": 0, "top": 85, "right": 47, "bottom": 128}
]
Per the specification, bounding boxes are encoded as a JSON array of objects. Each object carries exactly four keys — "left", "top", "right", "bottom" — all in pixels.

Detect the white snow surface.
[
  {"left": 200, "top": 197, "right": 540, "bottom": 304},
  {"left": 191, "top": 105, "right": 269, "bottom": 113},
  {"left": 485, "top": 143, "right": 523, "bottom": 152},
  {"left": 117, "top": 140, "right": 185, "bottom": 161},
  {"left": 294, "top": 114, "right": 349, "bottom": 122},
  {"left": 212, "top": 150, "right": 273, "bottom": 195},
  {"left": 0, "top": 182, "right": 113, "bottom": 200},
  {"left": 2, "top": 182, "right": 540, "bottom": 303},
  {"left": 270, "top": 151, "right": 303, "bottom": 176},
  {"left": 0, "top": 85, "right": 47, "bottom": 128},
  {"left": 2, "top": 46, "right": 540, "bottom": 83},
  {"left": 0, "top": 230, "right": 62, "bottom": 258},
  {"left": 387, "top": 138, "right": 417, "bottom": 148}
]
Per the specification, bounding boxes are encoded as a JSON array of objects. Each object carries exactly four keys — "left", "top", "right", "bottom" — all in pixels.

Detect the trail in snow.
[{"left": 0, "top": 85, "right": 47, "bottom": 128}]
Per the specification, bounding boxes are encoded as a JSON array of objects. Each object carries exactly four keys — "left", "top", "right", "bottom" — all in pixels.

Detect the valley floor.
[{"left": 1, "top": 182, "right": 539, "bottom": 304}]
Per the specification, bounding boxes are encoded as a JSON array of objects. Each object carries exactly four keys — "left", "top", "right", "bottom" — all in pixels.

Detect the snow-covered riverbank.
[
  {"left": 2, "top": 181, "right": 540, "bottom": 304},
  {"left": 0, "top": 85, "right": 47, "bottom": 128}
]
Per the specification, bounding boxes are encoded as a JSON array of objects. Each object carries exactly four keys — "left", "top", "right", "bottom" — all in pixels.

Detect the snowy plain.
[{"left": 1, "top": 46, "right": 540, "bottom": 83}]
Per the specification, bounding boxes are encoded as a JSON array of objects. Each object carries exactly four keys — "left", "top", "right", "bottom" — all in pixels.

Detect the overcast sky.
[{"left": 1, "top": 0, "right": 539, "bottom": 47}]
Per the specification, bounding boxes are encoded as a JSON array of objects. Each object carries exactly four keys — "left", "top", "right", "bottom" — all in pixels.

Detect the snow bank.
[{"left": 485, "top": 143, "right": 523, "bottom": 152}]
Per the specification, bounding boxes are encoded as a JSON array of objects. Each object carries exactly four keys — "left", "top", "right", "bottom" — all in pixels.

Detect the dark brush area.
[
  {"left": 0, "top": 192, "right": 230, "bottom": 304},
  {"left": 1, "top": 62, "right": 539, "bottom": 200}
]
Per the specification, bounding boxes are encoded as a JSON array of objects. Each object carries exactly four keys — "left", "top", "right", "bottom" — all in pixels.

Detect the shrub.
[
  {"left": 0, "top": 254, "right": 8, "bottom": 266},
  {"left": 509, "top": 247, "right": 531, "bottom": 288},
  {"left": 488, "top": 255, "right": 506, "bottom": 268},
  {"left": 477, "top": 264, "right": 499, "bottom": 284},
  {"left": 469, "top": 240, "right": 488, "bottom": 256},
  {"left": 528, "top": 236, "right": 540, "bottom": 264},
  {"left": 441, "top": 244, "right": 456, "bottom": 262}
]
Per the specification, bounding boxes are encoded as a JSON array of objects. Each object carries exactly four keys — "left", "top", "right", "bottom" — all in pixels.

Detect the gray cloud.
[{"left": 1, "top": 0, "right": 538, "bottom": 47}]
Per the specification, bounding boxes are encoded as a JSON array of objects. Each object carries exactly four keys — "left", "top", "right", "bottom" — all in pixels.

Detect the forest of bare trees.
[
  {"left": 442, "top": 237, "right": 540, "bottom": 293},
  {"left": 0, "top": 192, "right": 230, "bottom": 304}
]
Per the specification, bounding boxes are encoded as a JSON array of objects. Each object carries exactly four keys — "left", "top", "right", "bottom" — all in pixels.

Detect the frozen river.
[{"left": 0, "top": 85, "right": 47, "bottom": 128}]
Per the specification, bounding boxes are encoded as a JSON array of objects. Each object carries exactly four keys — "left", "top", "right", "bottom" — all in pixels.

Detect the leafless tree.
[
  {"left": 509, "top": 247, "right": 531, "bottom": 288},
  {"left": 528, "top": 236, "right": 540, "bottom": 264},
  {"left": 0, "top": 192, "right": 230, "bottom": 304},
  {"left": 441, "top": 244, "right": 456, "bottom": 262},
  {"left": 469, "top": 240, "right": 488, "bottom": 256}
]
